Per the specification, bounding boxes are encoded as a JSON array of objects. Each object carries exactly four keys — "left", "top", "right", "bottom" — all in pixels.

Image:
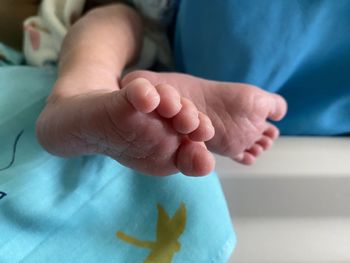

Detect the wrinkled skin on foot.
[
  {"left": 36, "top": 78, "right": 215, "bottom": 176},
  {"left": 122, "top": 71, "right": 288, "bottom": 165}
]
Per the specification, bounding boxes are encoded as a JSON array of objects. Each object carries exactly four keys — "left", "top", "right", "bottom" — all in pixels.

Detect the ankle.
[{"left": 49, "top": 71, "right": 120, "bottom": 103}]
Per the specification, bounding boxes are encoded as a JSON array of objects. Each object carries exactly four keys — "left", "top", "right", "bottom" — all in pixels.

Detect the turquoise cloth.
[
  {"left": 0, "top": 43, "right": 23, "bottom": 66},
  {"left": 0, "top": 45, "right": 235, "bottom": 262},
  {"left": 174, "top": 0, "right": 350, "bottom": 135}
]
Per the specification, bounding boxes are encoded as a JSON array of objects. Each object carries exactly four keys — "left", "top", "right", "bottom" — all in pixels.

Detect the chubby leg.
[
  {"left": 36, "top": 5, "right": 215, "bottom": 176},
  {"left": 122, "top": 71, "right": 288, "bottom": 165}
]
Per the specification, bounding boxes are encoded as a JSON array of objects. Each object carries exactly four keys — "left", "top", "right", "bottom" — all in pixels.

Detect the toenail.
[
  {"left": 133, "top": 77, "right": 150, "bottom": 85},
  {"left": 143, "top": 86, "right": 159, "bottom": 101}
]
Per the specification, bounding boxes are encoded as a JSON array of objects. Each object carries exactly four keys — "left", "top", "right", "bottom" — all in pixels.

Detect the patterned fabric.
[{"left": 23, "top": 0, "right": 175, "bottom": 68}]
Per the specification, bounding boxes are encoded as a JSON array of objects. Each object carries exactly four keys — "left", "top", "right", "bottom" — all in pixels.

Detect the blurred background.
[{"left": 217, "top": 137, "right": 350, "bottom": 263}]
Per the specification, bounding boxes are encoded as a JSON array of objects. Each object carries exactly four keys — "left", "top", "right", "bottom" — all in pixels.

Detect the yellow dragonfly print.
[{"left": 117, "top": 202, "right": 186, "bottom": 263}]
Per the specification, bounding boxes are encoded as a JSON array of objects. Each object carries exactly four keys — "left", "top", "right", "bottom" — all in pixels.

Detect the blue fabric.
[
  {"left": 0, "top": 46, "right": 235, "bottom": 262},
  {"left": 0, "top": 43, "right": 24, "bottom": 66},
  {"left": 174, "top": 0, "right": 350, "bottom": 135}
]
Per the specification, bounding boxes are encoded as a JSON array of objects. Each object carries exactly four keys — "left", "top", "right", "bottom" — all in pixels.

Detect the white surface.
[
  {"left": 217, "top": 136, "right": 350, "bottom": 263},
  {"left": 217, "top": 136, "right": 350, "bottom": 177},
  {"left": 230, "top": 218, "right": 350, "bottom": 263}
]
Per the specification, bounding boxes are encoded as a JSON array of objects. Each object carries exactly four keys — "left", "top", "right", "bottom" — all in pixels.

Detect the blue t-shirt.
[{"left": 174, "top": 0, "right": 350, "bottom": 135}]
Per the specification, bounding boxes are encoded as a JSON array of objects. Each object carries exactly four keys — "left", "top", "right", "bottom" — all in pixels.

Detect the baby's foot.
[
  {"left": 36, "top": 78, "right": 215, "bottom": 176},
  {"left": 122, "top": 71, "right": 287, "bottom": 165}
]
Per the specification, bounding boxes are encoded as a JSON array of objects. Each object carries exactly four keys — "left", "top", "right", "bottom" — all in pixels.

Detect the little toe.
[
  {"left": 172, "top": 98, "right": 200, "bottom": 134},
  {"left": 263, "top": 123, "right": 280, "bottom": 140},
  {"left": 268, "top": 94, "right": 288, "bottom": 121},
  {"left": 176, "top": 140, "right": 215, "bottom": 176},
  {"left": 233, "top": 152, "right": 256, "bottom": 165},
  {"left": 189, "top": 112, "right": 215, "bottom": 142},
  {"left": 241, "top": 152, "right": 257, "bottom": 165},
  {"left": 124, "top": 78, "right": 160, "bottom": 113},
  {"left": 155, "top": 84, "right": 182, "bottom": 118}
]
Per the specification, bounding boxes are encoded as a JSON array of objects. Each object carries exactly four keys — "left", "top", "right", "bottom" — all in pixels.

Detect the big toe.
[
  {"left": 176, "top": 140, "right": 215, "bottom": 176},
  {"left": 268, "top": 94, "right": 288, "bottom": 121},
  {"left": 122, "top": 70, "right": 159, "bottom": 87},
  {"left": 123, "top": 78, "right": 160, "bottom": 113}
]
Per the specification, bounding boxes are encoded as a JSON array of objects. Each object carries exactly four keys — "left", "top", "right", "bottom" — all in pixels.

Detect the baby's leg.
[
  {"left": 122, "top": 71, "right": 288, "bottom": 164},
  {"left": 36, "top": 5, "right": 215, "bottom": 176}
]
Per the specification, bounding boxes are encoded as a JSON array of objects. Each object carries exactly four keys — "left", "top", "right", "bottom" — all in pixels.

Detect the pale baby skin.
[{"left": 34, "top": 4, "right": 287, "bottom": 176}]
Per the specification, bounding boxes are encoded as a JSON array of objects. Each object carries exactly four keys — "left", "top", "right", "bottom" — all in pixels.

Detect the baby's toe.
[
  {"left": 172, "top": 98, "right": 200, "bottom": 134},
  {"left": 234, "top": 123, "right": 280, "bottom": 165},
  {"left": 176, "top": 140, "right": 215, "bottom": 176},
  {"left": 189, "top": 112, "right": 215, "bottom": 142},
  {"left": 124, "top": 78, "right": 160, "bottom": 113},
  {"left": 233, "top": 152, "right": 256, "bottom": 165},
  {"left": 263, "top": 123, "right": 280, "bottom": 140},
  {"left": 268, "top": 94, "right": 288, "bottom": 121},
  {"left": 155, "top": 84, "right": 182, "bottom": 118},
  {"left": 246, "top": 143, "right": 264, "bottom": 157}
]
